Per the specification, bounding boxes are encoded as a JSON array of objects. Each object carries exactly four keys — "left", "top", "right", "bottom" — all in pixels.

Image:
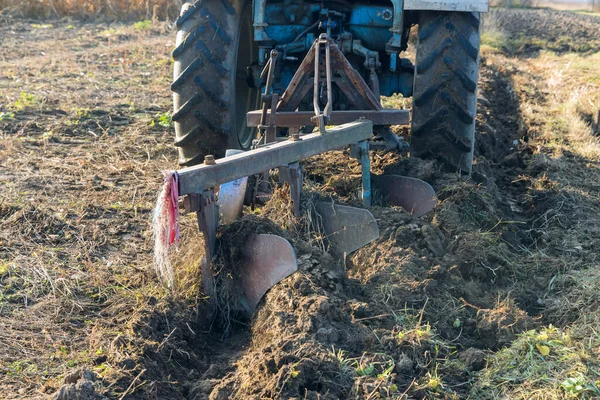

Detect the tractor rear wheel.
[
  {"left": 411, "top": 11, "right": 481, "bottom": 174},
  {"left": 172, "top": 0, "right": 259, "bottom": 166}
]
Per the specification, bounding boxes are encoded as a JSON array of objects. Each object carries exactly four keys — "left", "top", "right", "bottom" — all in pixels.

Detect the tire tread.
[
  {"left": 172, "top": 0, "right": 241, "bottom": 166},
  {"left": 411, "top": 11, "right": 481, "bottom": 173}
]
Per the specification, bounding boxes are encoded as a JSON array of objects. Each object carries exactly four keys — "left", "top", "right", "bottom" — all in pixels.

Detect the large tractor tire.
[
  {"left": 411, "top": 12, "right": 481, "bottom": 174},
  {"left": 172, "top": 0, "right": 258, "bottom": 166}
]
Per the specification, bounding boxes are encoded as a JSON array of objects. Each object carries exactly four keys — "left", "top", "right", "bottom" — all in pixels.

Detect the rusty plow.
[{"left": 155, "top": 35, "right": 438, "bottom": 316}]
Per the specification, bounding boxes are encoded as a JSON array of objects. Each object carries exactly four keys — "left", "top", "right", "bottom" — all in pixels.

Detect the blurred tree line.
[{"left": 0, "top": 0, "right": 184, "bottom": 20}]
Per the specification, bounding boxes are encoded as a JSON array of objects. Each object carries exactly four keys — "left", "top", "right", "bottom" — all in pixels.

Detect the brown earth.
[
  {"left": 485, "top": 8, "right": 600, "bottom": 54},
  {"left": 1, "top": 8, "right": 600, "bottom": 400}
]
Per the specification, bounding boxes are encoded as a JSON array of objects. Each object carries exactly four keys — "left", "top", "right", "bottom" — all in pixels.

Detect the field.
[
  {"left": 1, "top": 7, "right": 600, "bottom": 400},
  {"left": 536, "top": 1, "right": 600, "bottom": 12}
]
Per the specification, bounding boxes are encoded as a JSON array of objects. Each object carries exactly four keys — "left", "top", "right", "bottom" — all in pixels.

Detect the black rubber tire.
[
  {"left": 172, "top": 0, "right": 258, "bottom": 166},
  {"left": 411, "top": 11, "right": 481, "bottom": 174}
]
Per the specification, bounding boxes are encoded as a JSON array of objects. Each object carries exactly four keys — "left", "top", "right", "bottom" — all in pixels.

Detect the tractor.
[
  {"left": 154, "top": 0, "right": 488, "bottom": 315},
  {"left": 171, "top": 0, "right": 487, "bottom": 173}
]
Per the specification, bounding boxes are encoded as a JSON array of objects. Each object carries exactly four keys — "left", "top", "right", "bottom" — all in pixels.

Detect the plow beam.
[
  {"left": 246, "top": 109, "right": 409, "bottom": 128},
  {"left": 177, "top": 120, "right": 373, "bottom": 196}
]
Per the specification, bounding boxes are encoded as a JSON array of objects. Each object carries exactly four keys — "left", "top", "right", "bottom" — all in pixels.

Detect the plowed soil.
[
  {"left": 485, "top": 8, "right": 600, "bottom": 54},
  {"left": 1, "top": 8, "right": 600, "bottom": 400}
]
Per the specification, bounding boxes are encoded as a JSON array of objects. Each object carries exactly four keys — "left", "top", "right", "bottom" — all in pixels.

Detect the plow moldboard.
[
  {"left": 376, "top": 175, "right": 437, "bottom": 217},
  {"left": 315, "top": 202, "right": 380, "bottom": 256},
  {"left": 239, "top": 234, "right": 298, "bottom": 313}
]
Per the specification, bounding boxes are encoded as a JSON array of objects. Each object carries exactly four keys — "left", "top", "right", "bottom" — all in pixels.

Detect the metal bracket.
[
  {"left": 386, "top": 0, "right": 404, "bottom": 72},
  {"left": 352, "top": 40, "right": 381, "bottom": 70},
  {"left": 278, "top": 37, "right": 381, "bottom": 113},
  {"left": 259, "top": 50, "right": 280, "bottom": 145},
  {"left": 313, "top": 34, "right": 333, "bottom": 134},
  {"left": 253, "top": 0, "right": 270, "bottom": 42},
  {"left": 352, "top": 41, "right": 382, "bottom": 101},
  {"left": 279, "top": 162, "right": 303, "bottom": 217},
  {"left": 187, "top": 191, "right": 219, "bottom": 297},
  {"left": 350, "top": 140, "right": 372, "bottom": 207}
]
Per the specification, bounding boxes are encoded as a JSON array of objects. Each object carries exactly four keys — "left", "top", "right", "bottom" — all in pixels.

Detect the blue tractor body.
[
  {"left": 171, "top": 0, "right": 487, "bottom": 172},
  {"left": 252, "top": 1, "right": 415, "bottom": 101}
]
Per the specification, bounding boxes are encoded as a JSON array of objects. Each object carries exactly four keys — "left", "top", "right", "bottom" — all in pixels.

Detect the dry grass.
[
  {"left": 0, "top": 18, "right": 192, "bottom": 398},
  {"left": 472, "top": 325, "right": 600, "bottom": 399},
  {"left": 466, "top": 19, "right": 600, "bottom": 398},
  {"left": 0, "top": 0, "right": 183, "bottom": 20}
]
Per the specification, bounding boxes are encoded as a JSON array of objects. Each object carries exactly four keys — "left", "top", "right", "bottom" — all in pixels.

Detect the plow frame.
[{"left": 168, "top": 33, "right": 422, "bottom": 314}]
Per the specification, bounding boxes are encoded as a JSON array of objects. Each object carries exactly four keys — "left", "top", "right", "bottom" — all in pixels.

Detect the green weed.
[
  {"left": 561, "top": 376, "right": 600, "bottom": 397},
  {"left": 150, "top": 112, "right": 173, "bottom": 128},
  {"left": 381, "top": 94, "right": 410, "bottom": 109},
  {"left": 8, "top": 361, "right": 38, "bottom": 376},
  {"left": 355, "top": 363, "right": 375, "bottom": 377},
  {"left": 93, "top": 362, "right": 112, "bottom": 377},
  {"left": 101, "top": 27, "right": 119, "bottom": 36},
  {"left": 74, "top": 107, "right": 91, "bottom": 119},
  {"left": 377, "top": 361, "right": 395, "bottom": 379},
  {"left": 157, "top": 57, "right": 173, "bottom": 67},
  {"left": 14, "top": 92, "right": 41, "bottom": 110},
  {"left": 31, "top": 23, "right": 53, "bottom": 29},
  {"left": 134, "top": 20, "right": 152, "bottom": 30},
  {"left": 425, "top": 371, "right": 443, "bottom": 391},
  {"left": 332, "top": 347, "right": 352, "bottom": 375},
  {"left": 481, "top": 31, "right": 507, "bottom": 50},
  {"left": 0, "top": 262, "right": 9, "bottom": 276},
  {"left": 65, "top": 108, "right": 92, "bottom": 126},
  {"left": 0, "top": 112, "right": 15, "bottom": 121}
]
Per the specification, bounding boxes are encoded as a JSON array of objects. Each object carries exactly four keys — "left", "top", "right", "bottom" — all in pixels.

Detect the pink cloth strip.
[{"left": 167, "top": 173, "right": 180, "bottom": 245}]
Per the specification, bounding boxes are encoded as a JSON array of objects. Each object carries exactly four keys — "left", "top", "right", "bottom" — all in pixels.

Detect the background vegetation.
[{"left": 0, "top": 0, "right": 183, "bottom": 20}]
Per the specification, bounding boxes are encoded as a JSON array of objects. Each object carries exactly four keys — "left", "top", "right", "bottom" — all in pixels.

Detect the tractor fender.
[{"left": 404, "top": 0, "right": 489, "bottom": 12}]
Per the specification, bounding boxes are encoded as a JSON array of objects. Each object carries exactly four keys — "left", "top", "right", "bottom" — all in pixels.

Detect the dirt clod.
[
  {"left": 476, "top": 304, "right": 536, "bottom": 350},
  {"left": 395, "top": 353, "right": 414, "bottom": 375},
  {"left": 459, "top": 348, "right": 487, "bottom": 372},
  {"left": 53, "top": 380, "right": 105, "bottom": 400},
  {"left": 502, "top": 152, "right": 524, "bottom": 168}
]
